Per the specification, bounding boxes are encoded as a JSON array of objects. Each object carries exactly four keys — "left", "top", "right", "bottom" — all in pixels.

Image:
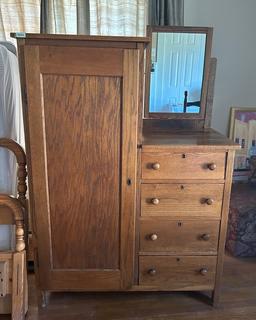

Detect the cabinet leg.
[
  {"left": 40, "top": 291, "right": 48, "bottom": 308},
  {"left": 211, "top": 289, "right": 220, "bottom": 307}
]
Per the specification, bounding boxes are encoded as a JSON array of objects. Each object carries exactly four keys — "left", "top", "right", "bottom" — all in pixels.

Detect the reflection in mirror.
[{"left": 149, "top": 32, "right": 207, "bottom": 114}]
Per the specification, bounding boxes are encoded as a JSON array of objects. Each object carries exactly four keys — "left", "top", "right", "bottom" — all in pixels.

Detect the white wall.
[{"left": 185, "top": 0, "right": 256, "bottom": 135}]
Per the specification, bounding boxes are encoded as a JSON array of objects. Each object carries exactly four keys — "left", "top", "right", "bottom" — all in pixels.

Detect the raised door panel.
[
  {"left": 24, "top": 45, "right": 139, "bottom": 290},
  {"left": 43, "top": 75, "right": 121, "bottom": 270}
]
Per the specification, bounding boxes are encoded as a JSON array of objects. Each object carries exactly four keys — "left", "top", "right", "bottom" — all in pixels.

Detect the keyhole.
[
  {"left": 180, "top": 185, "right": 184, "bottom": 190},
  {"left": 178, "top": 222, "right": 182, "bottom": 227},
  {"left": 127, "top": 179, "right": 132, "bottom": 186},
  {"left": 182, "top": 154, "right": 186, "bottom": 158}
]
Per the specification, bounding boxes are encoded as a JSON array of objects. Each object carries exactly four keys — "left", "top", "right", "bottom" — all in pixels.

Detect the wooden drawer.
[
  {"left": 139, "top": 256, "right": 217, "bottom": 290},
  {"left": 141, "top": 183, "right": 224, "bottom": 217},
  {"left": 140, "top": 219, "right": 219, "bottom": 254},
  {"left": 141, "top": 152, "right": 226, "bottom": 180}
]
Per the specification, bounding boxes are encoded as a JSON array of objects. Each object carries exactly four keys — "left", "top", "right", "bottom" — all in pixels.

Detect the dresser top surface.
[{"left": 142, "top": 128, "right": 240, "bottom": 151}]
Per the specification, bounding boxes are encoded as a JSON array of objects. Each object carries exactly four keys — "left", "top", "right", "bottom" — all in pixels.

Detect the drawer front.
[
  {"left": 141, "top": 183, "right": 224, "bottom": 217},
  {"left": 139, "top": 256, "right": 217, "bottom": 290},
  {"left": 140, "top": 219, "right": 219, "bottom": 254},
  {"left": 141, "top": 152, "right": 226, "bottom": 180}
]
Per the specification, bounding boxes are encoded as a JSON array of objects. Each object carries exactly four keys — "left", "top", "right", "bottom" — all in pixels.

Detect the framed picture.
[{"left": 229, "top": 107, "right": 256, "bottom": 171}]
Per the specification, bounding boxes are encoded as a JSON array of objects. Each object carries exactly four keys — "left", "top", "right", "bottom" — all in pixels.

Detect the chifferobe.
[{"left": 14, "top": 34, "right": 239, "bottom": 306}]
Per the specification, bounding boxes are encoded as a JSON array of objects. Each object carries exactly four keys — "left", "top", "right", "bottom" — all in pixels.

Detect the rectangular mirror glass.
[{"left": 145, "top": 26, "right": 213, "bottom": 119}]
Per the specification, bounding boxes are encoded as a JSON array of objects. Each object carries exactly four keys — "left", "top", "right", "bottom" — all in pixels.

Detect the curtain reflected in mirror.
[{"left": 149, "top": 32, "right": 207, "bottom": 114}]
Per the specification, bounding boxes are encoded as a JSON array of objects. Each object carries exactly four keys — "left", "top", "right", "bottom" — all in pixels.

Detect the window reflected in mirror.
[{"left": 149, "top": 32, "right": 207, "bottom": 114}]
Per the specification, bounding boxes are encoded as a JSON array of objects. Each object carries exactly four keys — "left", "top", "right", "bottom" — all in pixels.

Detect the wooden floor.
[{"left": 1, "top": 254, "right": 256, "bottom": 319}]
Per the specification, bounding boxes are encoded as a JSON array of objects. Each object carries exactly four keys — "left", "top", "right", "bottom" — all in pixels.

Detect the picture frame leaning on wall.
[{"left": 229, "top": 107, "right": 256, "bottom": 180}]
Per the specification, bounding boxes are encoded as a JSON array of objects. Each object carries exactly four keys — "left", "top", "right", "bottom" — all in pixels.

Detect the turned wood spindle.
[
  {"left": 17, "top": 162, "right": 27, "bottom": 206},
  {"left": 16, "top": 220, "right": 25, "bottom": 252}
]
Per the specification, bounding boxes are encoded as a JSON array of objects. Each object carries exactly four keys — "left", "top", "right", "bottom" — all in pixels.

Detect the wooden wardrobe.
[
  {"left": 14, "top": 34, "right": 148, "bottom": 293},
  {"left": 14, "top": 33, "right": 238, "bottom": 306}
]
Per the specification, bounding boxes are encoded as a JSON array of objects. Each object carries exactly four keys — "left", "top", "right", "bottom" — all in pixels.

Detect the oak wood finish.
[
  {"left": 141, "top": 183, "right": 224, "bottom": 217},
  {"left": 139, "top": 256, "right": 217, "bottom": 290},
  {"left": 1, "top": 255, "right": 255, "bottom": 319},
  {"left": 40, "top": 46, "right": 123, "bottom": 76},
  {"left": 213, "top": 150, "right": 235, "bottom": 306},
  {"left": 14, "top": 34, "right": 148, "bottom": 294},
  {"left": 204, "top": 58, "right": 217, "bottom": 128},
  {"left": 139, "top": 127, "right": 239, "bottom": 304},
  {"left": 142, "top": 127, "right": 239, "bottom": 150},
  {"left": 142, "top": 152, "right": 226, "bottom": 180},
  {"left": 139, "top": 219, "right": 219, "bottom": 254},
  {"left": 43, "top": 74, "right": 121, "bottom": 270},
  {"left": 13, "top": 34, "right": 238, "bottom": 308}
]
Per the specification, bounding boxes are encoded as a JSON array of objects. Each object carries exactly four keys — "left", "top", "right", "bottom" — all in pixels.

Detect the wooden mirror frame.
[{"left": 144, "top": 26, "right": 213, "bottom": 120}]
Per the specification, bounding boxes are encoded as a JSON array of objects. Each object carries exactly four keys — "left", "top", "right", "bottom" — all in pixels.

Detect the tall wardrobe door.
[{"left": 24, "top": 45, "right": 139, "bottom": 290}]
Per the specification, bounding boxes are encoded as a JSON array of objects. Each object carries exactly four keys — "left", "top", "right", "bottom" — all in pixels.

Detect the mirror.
[{"left": 145, "top": 26, "right": 213, "bottom": 119}]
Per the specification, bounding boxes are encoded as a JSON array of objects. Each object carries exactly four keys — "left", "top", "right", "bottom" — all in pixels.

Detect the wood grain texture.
[
  {"left": 213, "top": 150, "right": 235, "bottom": 306},
  {"left": 40, "top": 46, "right": 123, "bottom": 76},
  {"left": 0, "top": 294, "right": 11, "bottom": 314},
  {"left": 204, "top": 58, "right": 217, "bottom": 128},
  {"left": 142, "top": 152, "right": 226, "bottom": 180},
  {"left": 2, "top": 255, "right": 256, "bottom": 319},
  {"left": 141, "top": 183, "right": 224, "bottom": 217},
  {"left": 139, "top": 219, "right": 219, "bottom": 254},
  {"left": 120, "top": 49, "right": 139, "bottom": 289},
  {"left": 12, "top": 33, "right": 150, "bottom": 43},
  {"left": 21, "top": 39, "right": 146, "bottom": 292},
  {"left": 22, "top": 47, "right": 124, "bottom": 289},
  {"left": 139, "top": 256, "right": 217, "bottom": 290},
  {"left": 0, "top": 254, "right": 12, "bottom": 295},
  {"left": 43, "top": 74, "right": 121, "bottom": 270},
  {"left": 142, "top": 128, "right": 240, "bottom": 151},
  {"left": 139, "top": 125, "right": 238, "bottom": 298},
  {"left": 12, "top": 251, "right": 27, "bottom": 320},
  {"left": 24, "top": 45, "right": 51, "bottom": 289}
]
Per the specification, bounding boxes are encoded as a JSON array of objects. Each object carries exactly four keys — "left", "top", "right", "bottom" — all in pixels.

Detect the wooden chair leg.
[{"left": 12, "top": 251, "right": 27, "bottom": 320}]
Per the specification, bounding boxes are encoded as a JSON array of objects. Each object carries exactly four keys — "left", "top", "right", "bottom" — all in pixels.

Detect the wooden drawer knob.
[
  {"left": 201, "top": 233, "right": 210, "bottom": 241},
  {"left": 151, "top": 198, "right": 160, "bottom": 205},
  {"left": 152, "top": 163, "right": 160, "bottom": 170},
  {"left": 149, "top": 233, "right": 158, "bottom": 241},
  {"left": 200, "top": 268, "right": 208, "bottom": 276},
  {"left": 206, "top": 198, "right": 214, "bottom": 205},
  {"left": 148, "top": 269, "right": 157, "bottom": 276},
  {"left": 208, "top": 163, "right": 217, "bottom": 170}
]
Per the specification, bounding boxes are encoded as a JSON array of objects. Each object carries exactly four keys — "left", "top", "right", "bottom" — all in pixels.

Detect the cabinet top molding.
[{"left": 11, "top": 32, "right": 150, "bottom": 44}]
